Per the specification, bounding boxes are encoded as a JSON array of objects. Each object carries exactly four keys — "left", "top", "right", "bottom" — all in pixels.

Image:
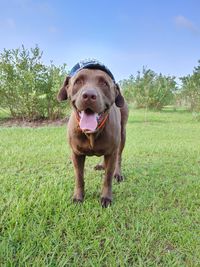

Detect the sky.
[{"left": 0, "top": 0, "right": 200, "bottom": 82}]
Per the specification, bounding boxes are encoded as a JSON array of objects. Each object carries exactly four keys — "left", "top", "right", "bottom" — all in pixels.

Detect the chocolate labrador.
[{"left": 58, "top": 60, "right": 128, "bottom": 207}]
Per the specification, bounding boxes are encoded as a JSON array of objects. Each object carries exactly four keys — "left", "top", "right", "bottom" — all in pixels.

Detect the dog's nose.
[{"left": 82, "top": 89, "right": 97, "bottom": 101}]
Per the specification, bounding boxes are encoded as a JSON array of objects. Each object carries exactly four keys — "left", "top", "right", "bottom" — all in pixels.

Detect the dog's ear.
[
  {"left": 115, "top": 83, "right": 124, "bottom": 108},
  {"left": 57, "top": 76, "right": 70, "bottom": 101}
]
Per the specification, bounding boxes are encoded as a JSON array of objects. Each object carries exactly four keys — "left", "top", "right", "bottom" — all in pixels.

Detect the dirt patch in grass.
[{"left": 0, "top": 117, "right": 69, "bottom": 127}]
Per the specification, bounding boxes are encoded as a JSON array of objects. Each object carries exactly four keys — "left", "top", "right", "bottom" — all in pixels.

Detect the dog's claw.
[
  {"left": 114, "top": 174, "right": 124, "bottom": 183},
  {"left": 73, "top": 197, "right": 84, "bottom": 204},
  {"left": 101, "top": 197, "right": 112, "bottom": 208}
]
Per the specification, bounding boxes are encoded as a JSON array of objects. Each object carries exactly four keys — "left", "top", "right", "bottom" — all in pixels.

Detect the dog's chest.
[
  {"left": 76, "top": 145, "right": 105, "bottom": 156},
  {"left": 75, "top": 138, "right": 111, "bottom": 156},
  {"left": 70, "top": 134, "right": 115, "bottom": 156}
]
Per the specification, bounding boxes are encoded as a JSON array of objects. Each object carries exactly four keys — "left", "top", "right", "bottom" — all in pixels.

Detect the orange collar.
[{"left": 75, "top": 111, "right": 109, "bottom": 133}]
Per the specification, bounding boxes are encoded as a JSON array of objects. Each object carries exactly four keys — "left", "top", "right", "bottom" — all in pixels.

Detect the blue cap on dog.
[{"left": 69, "top": 59, "right": 115, "bottom": 82}]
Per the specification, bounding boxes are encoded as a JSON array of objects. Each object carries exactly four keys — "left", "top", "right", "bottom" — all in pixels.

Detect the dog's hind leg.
[
  {"left": 114, "top": 128, "right": 126, "bottom": 182},
  {"left": 114, "top": 103, "right": 128, "bottom": 182},
  {"left": 94, "top": 158, "right": 105, "bottom": 171}
]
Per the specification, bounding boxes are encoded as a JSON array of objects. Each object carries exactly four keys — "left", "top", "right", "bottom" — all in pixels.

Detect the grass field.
[{"left": 0, "top": 108, "right": 200, "bottom": 266}]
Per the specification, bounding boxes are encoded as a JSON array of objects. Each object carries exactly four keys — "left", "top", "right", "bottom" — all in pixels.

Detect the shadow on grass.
[
  {"left": 128, "top": 119, "right": 166, "bottom": 124},
  {"left": 161, "top": 109, "right": 190, "bottom": 114}
]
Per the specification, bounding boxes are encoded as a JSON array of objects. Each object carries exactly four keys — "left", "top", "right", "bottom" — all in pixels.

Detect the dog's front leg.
[
  {"left": 72, "top": 152, "right": 85, "bottom": 203},
  {"left": 101, "top": 151, "right": 118, "bottom": 208}
]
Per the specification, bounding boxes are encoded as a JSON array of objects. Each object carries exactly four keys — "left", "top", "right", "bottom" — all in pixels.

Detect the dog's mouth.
[{"left": 75, "top": 107, "right": 109, "bottom": 133}]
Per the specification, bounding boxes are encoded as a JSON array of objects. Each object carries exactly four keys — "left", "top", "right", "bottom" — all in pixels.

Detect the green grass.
[{"left": 0, "top": 108, "right": 200, "bottom": 266}]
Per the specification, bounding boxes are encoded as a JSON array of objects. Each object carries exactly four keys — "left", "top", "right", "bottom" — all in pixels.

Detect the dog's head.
[{"left": 57, "top": 61, "right": 124, "bottom": 132}]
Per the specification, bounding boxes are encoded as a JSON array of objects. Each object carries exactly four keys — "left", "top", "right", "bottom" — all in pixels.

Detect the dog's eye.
[
  {"left": 99, "top": 78, "right": 109, "bottom": 87},
  {"left": 74, "top": 78, "right": 83, "bottom": 85}
]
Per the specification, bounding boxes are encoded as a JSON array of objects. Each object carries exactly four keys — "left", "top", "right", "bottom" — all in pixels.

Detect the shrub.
[
  {"left": 0, "top": 45, "right": 68, "bottom": 120},
  {"left": 180, "top": 60, "right": 200, "bottom": 113},
  {"left": 120, "top": 68, "right": 177, "bottom": 110}
]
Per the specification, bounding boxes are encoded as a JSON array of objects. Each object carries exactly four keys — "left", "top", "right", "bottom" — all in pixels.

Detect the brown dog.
[{"left": 58, "top": 61, "right": 128, "bottom": 207}]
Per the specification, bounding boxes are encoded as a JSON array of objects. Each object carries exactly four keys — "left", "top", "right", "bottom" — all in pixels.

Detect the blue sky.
[{"left": 0, "top": 0, "right": 200, "bottom": 81}]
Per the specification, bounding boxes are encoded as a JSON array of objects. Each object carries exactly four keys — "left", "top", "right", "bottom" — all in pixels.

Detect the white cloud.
[{"left": 174, "top": 15, "right": 199, "bottom": 34}]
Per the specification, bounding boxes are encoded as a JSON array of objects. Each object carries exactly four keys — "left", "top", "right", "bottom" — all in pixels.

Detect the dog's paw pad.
[
  {"left": 101, "top": 197, "right": 112, "bottom": 208},
  {"left": 114, "top": 174, "right": 124, "bottom": 183}
]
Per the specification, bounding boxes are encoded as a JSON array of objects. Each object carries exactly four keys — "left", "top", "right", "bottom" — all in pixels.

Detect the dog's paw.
[
  {"left": 114, "top": 173, "right": 124, "bottom": 183},
  {"left": 101, "top": 197, "right": 112, "bottom": 208},
  {"left": 73, "top": 192, "right": 84, "bottom": 204},
  {"left": 94, "top": 164, "right": 105, "bottom": 171}
]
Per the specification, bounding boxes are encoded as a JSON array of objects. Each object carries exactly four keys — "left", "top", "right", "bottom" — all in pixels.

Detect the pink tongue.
[{"left": 79, "top": 111, "right": 98, "bottom": 131}]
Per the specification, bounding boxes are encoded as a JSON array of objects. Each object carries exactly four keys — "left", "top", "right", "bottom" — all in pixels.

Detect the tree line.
[{"left": 0, "top": 45, "right": 200, "bottom": 120}]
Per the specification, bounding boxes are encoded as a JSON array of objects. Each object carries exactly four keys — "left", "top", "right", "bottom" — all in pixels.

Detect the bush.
[
  {"left": 180, "top": 60, "right": 200, "bottom": 113},
  {"left": 0, "top": 45, "right": 68, "bottom": 120},
  {"left": 120, "top": 68, "right": 177, "bottom": 110}
]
